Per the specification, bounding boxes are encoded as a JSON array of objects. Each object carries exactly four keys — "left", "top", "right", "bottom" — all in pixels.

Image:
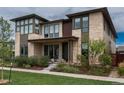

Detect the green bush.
[
  {"left": 77, "top": 55, "right": 89, "bottom": 69},
  {"left": 99, "top": 54, "right": 112, "bottom": 66},
  {"left": 63, "top": 65, "right": 79, "bottom": 73},
  {"left": 28, "top": 56, "right": 38, "bottom": 66},
  {"left": 15, "top": 56, "right": 28, "bottom": 67},
  {"left": 37, "top": 56, "right": 49, "bottom": 67},
  {"left": 118, "top": 67, "right": 124, "bottom": 76},
  {"left": 15, "top": 56, "right": 49, "bottom": 68},
  {"left": 23, "top": 64, "right": 31, "bottom": 68},
  {"left": 55, "top": 63, "right": 79, "bottom": 73},
  {"left": 88, "top": 65, "right": 111, "bottom": 76}
]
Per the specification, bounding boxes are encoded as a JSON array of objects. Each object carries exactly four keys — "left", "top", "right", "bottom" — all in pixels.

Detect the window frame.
[{"left": 74, "top": 17, "right": 81, "bottom": 29}]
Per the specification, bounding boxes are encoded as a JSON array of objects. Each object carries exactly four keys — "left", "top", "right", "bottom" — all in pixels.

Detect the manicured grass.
[{"left": 1, "top": 70, "right": 120, "bottom": 85}]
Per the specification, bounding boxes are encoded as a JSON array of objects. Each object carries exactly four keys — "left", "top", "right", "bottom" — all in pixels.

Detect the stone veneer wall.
[
  {"left": 103, "top": 19, "right": 116, "bottom": 54},
  {"left": 72, "top": 29, "right": 82, "bottom": 63},
  {"left": 89, "top": 12, "right": 104, "bottom": 41},
  {"left": 89, "top": 12, "right": 104, "bottom": 64},
  {"left": 15, "top": 32, "right": 20, "bottom": 56}
]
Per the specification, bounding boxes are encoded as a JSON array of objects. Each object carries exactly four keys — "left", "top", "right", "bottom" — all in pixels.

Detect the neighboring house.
[
  {"left": 10, "top": 7, "right": 117, "bottom": 64},
  {"left": 117, "top": 45, "right": 124, "bottom": 53}
]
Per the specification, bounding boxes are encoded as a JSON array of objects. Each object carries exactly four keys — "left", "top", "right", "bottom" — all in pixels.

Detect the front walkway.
[{"left": 1, "top": 67, "right": 124, "bottom": 83}]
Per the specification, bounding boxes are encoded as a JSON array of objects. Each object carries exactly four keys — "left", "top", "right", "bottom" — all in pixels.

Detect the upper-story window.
[
  {"left": 16, "top": 26, "right": 20, "bottom": 32},
  {"left": 21, "top": 20, "right": 24, "bottom": 25},
  {"left": 25, "top": 25, "right": 28, "bottom": 34},
  {"left": 17, "top": 21, "right": 20, "bottom": 26},
  {"left": 35, "top": 19, "right": 40, "bottom": 34},
  {"left": 44, "top": 24, "right": 59, "bottom": 38},
  {"left": 21, "top": 26, "right": 24, "bottom": 34},
  {"left": 82, "top": 16, "right": 89, "bottom": 32},
  {"left": 44, "top": 25, "right": 49, "bottom": 38},
  {"left": 25, "top": 19, "right": 28, "bottom": 24},
  {"left": 35, "top": 19, "right": 39, "bottom": 24},
  {"left": 29, "top": 18, "right": 33, "bottom": 24},
  {"left": 49, "top": 25, "right": 54, "bottom": 38},
  {"left": 29, "top": 25, "right": 33, "bottom": 33},
  {"left": 74, "top": 18, "right": 81, "bottom": 29},
  {"left": 54, "top": 24, "right": 59, "bottom": 37},
  {"left": 73, "top": 16, "right": 89, "bottom": 30}
]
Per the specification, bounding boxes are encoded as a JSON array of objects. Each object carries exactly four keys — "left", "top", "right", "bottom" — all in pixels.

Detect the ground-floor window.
[
  {"left": 20, "top": 46, "right": 28, "bottom": 56},
  {"left": 81, "top": 42, "right": 89, "bottom": 59},
  {"left": 44, "top": 44, "right": 59, "bottom": 59}
]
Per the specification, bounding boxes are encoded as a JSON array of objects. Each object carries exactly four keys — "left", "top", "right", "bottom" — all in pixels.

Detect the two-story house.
[{"left": 11, "top": 7, "right": 117, "bottom": 64}]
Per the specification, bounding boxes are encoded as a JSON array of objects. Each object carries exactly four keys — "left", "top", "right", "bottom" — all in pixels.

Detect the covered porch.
[{"left": 28, "top": 36, "right": 78, "bottom": 63}]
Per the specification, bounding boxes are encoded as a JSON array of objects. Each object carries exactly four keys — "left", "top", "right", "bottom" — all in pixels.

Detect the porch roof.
[{"left": 28, "top": 36, "right": 78, "bottom": 43}]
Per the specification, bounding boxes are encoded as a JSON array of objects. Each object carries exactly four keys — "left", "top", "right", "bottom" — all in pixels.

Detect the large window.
[
  {"left": 29, "top": 18, "right": 33, "bottom": 24},
  {"left": 44, "top": 24, "right": 59, "bottom": 38},
  {"left": 74, "top": 18, "right": 81, "bottom": 29},
  {"left": 21, "top": 20, "right": 24, "bottom": 25},
  {"left": 54, "top": 24, "right": 59, "bottom": 38},
  {"left": 25, "top": 25, "right": 28, "bottom": 34},
  {"left": 16, "top": 27, "right": 20, "bottom": 32},
  {"left": 44, "top": 25, "right": 49, "bottom": 38},
  {"left": 81, "top": 16, "right": 89, "bottom": 61},
  {"left": 49, "top": 25, "right": 54, "bottom": 38},
  {"left": 29, "top": 25, "right": 33, "bottom": 33},
  {"left": 82, "top": 16, "right": 89, "bottom": 32},
  {"left": 25, "top": 19, "right": 28, "bottom": 24},
  {"left": 17, "top": 21, "right": 20, "bottom": 26},
  {"left": 20, "top": 46, "right": 28, "bottom": 56},
  {"left": 44, "top": 45, "right": 59, "bottom": 59},
  {"left": 21, "top": 26, "right": 24, "bottom": 34}
]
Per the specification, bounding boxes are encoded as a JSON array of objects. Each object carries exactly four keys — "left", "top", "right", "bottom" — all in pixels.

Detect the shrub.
[
  {"left": 54, "top": 63, "right": 79, "bottom": 73},
  {"left": 23, "top": 64, "right": 31, "bottom": 68},
  {"left": 15, "top": 56, "right": 28, "bottom": 67},
  {"left": 37, "top": 56, "right": 49, "bottom": 67},
  {"left": 15, "top": 56, "right": 49, "bottom": 68},
  {"left": 88, "top": 65, "right": 111, "bottom": 76},
  {"left": 77, "top": 54, "right": 89, "bottom": 69},
  {"left": 118, "top": 67, "right": 124, "bottom": 76},
  {"left": 99, "top": 54, "right": 112, "bottom": 66},
  {"left": 62, "top": 65, "right": 79, "bottom": 73},
  {"left": 28, "top": 56, "right": 38, "bottom": 66},
  {"left": 118, "top": 61, "right": 124, "bottom": 67}
]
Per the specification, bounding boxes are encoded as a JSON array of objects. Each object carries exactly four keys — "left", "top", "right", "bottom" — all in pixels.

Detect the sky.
[{"left": 0, "top": 7, "right": 123, "bottom": 46}]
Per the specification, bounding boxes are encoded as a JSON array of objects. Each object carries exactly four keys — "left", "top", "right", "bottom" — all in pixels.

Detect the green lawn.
[{"left": 1, "top": 70, "right": 120, "bottom": 85}]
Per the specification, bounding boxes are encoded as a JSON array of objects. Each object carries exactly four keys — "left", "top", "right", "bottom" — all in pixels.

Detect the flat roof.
[{"left": 10, "top": 14, "right": 49, "bottom": 22}]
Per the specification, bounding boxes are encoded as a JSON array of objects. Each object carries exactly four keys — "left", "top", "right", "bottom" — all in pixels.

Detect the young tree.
[
  {"left": 0, "top": 17, "right": 13, "bottom": 80},
  {"left": 89, "top": 40, "right": 106, "bottom": 64}
]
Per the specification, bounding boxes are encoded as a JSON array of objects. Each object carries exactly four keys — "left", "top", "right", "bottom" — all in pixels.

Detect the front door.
[
  {"left": 62, "top": 42, "right": 68, "bottom": 61},
  {"left": 44, "top": 44, "right": 59, "bottom": 60}
]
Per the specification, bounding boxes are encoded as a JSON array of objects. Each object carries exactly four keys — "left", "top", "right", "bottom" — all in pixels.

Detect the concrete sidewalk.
[{"left": 1, "top": 67, "right": 124, "bottom": 84}]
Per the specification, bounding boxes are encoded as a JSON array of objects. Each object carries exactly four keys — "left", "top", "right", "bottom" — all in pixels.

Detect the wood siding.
[{"left": 63, "top": 20, "right": 72, "bottom": 37}]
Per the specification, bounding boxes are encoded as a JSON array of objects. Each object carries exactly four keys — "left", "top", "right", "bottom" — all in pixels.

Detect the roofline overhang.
[
  {"left": 10, "top": 14, "right": 49, "bottom": 22},
  {"left": 28, "top": 36, "right": 78, "bottom": 43}
]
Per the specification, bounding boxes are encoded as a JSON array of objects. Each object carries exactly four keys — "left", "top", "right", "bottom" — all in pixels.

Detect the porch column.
[
  {"left": 59, "top": 43, "right": 62, "bottom": 60},
  {"left": 68, "top": 40, "right": 73, "bottom": 63},
  {"left": 28, "top": 42, "right": 35, "bottom": 57}
]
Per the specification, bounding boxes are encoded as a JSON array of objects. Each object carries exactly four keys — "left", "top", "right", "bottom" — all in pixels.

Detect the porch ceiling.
[{"left": 28, "top": 36, "right": 78, "bottom": 43}]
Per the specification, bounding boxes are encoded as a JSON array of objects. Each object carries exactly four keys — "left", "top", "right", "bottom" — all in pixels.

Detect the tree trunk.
[{"left": 1, "top": 59, "right": 4, "bottom": 80}]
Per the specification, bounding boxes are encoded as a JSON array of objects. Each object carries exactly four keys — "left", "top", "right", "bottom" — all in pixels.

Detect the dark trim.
[
  {"left": 10, "top": 14, "right": 48, "bottom": 22},
  {"left": 28, "top": 36, "right": 78, "bottom": 43}
]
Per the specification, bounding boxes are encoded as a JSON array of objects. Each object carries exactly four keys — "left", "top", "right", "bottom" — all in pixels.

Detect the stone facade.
[
  {"left": 89, "top": 12, "right": 104, "bottom": 41},
  {"left": 72, "top": 29, "right": 81, "bottom": 63},
  {"left": 15, "top": 32, "right": 20, "bottom": 56}
]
